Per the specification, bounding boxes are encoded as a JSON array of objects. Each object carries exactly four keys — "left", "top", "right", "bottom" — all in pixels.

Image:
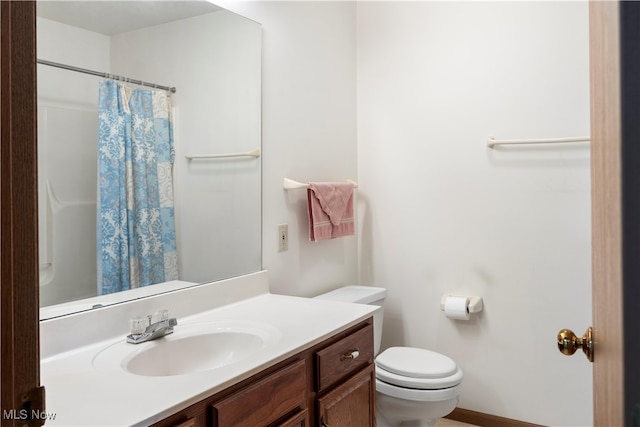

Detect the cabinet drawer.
[
  {"left": 315, "top": 324, "right": 373, "bottom": 392},
  {"left": 211, "top": 359, "right": 307, "bottom": 427},
  {"left": 150, "top": 403, "right": 206, "bottom": 427}
]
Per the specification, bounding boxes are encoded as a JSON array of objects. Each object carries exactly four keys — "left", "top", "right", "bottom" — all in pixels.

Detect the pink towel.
[{"left": 307, "top": 182, "right": 355, "bottom": 241}]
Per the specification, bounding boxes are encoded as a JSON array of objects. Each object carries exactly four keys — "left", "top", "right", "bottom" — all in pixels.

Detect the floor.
[{"left": 436, "top": 418, "right": 478, "bottom": 427}]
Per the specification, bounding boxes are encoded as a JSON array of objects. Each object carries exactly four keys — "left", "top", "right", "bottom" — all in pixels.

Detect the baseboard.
[{"left": 445, "top": 408, "right": 544, "bottom": 427}]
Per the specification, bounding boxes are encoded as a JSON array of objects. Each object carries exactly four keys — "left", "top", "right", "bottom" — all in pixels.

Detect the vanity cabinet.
[{"left": 151, "top": 318, "right": 374, "bottom": 427}]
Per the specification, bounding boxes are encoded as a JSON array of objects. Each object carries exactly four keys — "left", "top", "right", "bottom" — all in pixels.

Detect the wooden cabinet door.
[
  {"left": 276, "top": 409, "right": 309, "bottom": 427},
  {"left": 316, "top": 365, "right": 375, "bottom": 427}
]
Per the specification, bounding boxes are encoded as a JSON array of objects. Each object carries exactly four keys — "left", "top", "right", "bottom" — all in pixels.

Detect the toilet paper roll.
[{"left": 444, "top": 296, "right": 470, "bottom": 320}]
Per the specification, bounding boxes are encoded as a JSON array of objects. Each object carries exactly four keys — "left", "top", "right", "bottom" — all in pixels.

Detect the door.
[
  {"left": 590, "top": 1, "right": 639, "bottom": 426},
  {"left": 316, "top": 365, "right": 375, "bottom": 427},
  {"left": 0, "top": 2, "right": 42, "bottom": 427}
]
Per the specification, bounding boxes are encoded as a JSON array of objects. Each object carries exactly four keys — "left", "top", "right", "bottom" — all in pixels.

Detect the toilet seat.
[
  {"left": 376, "top": 378, "right": 462, "bottom": 402},
  {"left": 375, "top": 347, "right": 463, "bottom": 390}
]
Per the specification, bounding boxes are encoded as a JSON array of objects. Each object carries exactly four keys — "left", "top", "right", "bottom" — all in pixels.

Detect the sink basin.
[{"left": 93, "top": 321, "right": 281, "bottom": 377}]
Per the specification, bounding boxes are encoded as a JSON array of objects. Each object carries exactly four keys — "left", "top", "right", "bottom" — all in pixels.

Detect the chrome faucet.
[{"left": 127, "top": 317, "right": 178, "bottom": 344}]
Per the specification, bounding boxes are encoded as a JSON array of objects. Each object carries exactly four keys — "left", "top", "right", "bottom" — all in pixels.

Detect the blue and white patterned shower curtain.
[{"left": 97, "top": 80, "right": 178, "bottom": 295}]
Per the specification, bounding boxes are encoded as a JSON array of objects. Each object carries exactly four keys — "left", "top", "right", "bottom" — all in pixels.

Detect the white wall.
[
  {"left": 357, "top": 2, "right": 591, "bottom": 425},
  {"left": 110, "top": 10, "right": 262, "bottom": 284},
  {"left": 225, "top": 1, "right": 591, "bottom": 424},
  {"left": 216, "top": 1, "right": 359, "bottom": 296}
]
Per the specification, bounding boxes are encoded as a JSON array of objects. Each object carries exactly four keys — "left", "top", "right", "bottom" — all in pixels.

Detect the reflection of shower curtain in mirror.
[{"left": 97, "top": 80, "right": 178, "bottom": 295}]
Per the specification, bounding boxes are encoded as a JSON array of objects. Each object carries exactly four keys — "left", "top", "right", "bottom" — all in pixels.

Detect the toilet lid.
[
  {"left": 376, "top": 347, "right": 458, "bottom": 379},
  {"left": 375, "top": 347, "right": 463, "bottom": 390}
]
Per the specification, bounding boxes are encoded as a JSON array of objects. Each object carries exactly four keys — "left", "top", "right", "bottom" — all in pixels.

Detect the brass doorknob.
[{"left": 557, "top": 327, "right": 593, "bottom": 362}]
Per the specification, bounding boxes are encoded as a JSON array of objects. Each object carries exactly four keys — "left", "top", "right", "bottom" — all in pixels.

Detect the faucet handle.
[
  {"left": 129, "top": 316, "right": 148, "bottom": 336},
  {"left": 154, "top": 309, "right": 170, "bottom": 323}
]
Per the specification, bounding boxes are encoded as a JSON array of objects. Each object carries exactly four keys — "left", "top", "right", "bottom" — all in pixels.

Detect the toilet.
[{"left": 314, "top": 286, "right": 463, "bottom": 427}]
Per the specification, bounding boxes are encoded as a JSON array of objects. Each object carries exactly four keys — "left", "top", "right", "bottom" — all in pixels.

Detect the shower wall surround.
[{"left": 37, "top": 18, "right": 110, "bottom": 306}]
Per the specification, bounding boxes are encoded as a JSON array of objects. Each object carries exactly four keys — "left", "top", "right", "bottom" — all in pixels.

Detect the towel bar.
[
  {"left": 486, "top": 136, "right": 590, "bottom": 149},
  {"left": 283, "top": 178, "right": 358, "bottom": 190},
  {"left": 185, "top": 148, "right": 261, "bottom": 160}
]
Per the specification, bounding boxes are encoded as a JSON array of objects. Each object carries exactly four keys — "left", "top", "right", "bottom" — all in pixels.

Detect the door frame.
[
  {"left": 590, "top": 1, "right": 624, "bottom": 426},
  {"left": 590, "top": 1, "right": 640, "bottom": 425},
  {"left": 0, "top": 2, "right": 41, "bottom": 426}
]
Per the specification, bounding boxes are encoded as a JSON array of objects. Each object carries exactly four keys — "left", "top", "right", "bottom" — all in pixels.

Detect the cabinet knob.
[{"left": 340, "top": 349, "right": 360, "bottom": 361}]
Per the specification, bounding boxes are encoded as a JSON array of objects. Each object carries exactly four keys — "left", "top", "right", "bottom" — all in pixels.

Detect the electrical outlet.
[{"left": 278, "top": 224, "right": 288, "bottom": 252}]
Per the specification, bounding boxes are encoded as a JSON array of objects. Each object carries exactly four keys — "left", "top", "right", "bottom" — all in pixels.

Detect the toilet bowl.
[
  {"left": 375, "top": 346, "right": 462, "bottom": 427},
  {"left": 314, "top": 286, "right": 463, "bottom": 427}
]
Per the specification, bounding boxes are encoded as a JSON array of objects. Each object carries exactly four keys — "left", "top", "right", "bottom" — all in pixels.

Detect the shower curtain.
[{"left": 97, "top": 80, "right": 178, "bottom": 295}]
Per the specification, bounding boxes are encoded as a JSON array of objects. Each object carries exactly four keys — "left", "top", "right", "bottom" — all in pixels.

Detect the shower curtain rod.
[{"left": 37, "top": 59, "right": 177, "bottom": 93}]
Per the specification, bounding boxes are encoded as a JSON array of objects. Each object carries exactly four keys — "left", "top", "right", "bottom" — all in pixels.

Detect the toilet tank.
[{"left": 313, "top": 285, "right": 386, "bottom": 355}]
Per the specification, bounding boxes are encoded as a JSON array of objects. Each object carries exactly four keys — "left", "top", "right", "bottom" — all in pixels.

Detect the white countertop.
[{"left": 41, "top": 292, "right": 377, "bottom": 426}]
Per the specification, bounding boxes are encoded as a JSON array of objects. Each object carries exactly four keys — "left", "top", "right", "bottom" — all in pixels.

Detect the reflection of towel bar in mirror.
[
  {"left": 185, "top": 148, "right": 261, "bottom": 160},
  {"left": 486, "top": 136, "right": 590, "bottom": 149},
  {"left": 283, "top": 177, "right": 358, "bottom": 190}
]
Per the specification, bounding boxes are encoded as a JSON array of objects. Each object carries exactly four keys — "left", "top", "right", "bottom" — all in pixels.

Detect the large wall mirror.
[{"left": 37, "top": 1, "right": 262, "bottom": 320}]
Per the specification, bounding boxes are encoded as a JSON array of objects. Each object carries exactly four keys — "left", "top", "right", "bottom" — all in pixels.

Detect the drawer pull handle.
[
  {"left": 340, "top": 349, "right": 360, "bottom": 361},
  {"left": 320, "top": 416, "right": 330, "bottom": 427}
]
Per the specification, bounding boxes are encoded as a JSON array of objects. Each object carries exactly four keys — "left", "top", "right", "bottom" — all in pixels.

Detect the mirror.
[{"left": 37, "top": 1, "right": 262, "bottom": 319}]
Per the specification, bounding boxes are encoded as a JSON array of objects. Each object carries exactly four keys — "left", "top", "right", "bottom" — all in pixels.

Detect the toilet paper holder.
[{"left": 440, "top": 295, "right": 484, "bottom": 314}]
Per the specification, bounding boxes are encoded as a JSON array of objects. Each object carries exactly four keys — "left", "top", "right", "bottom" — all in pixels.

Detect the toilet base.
[
  {"left": 376, "top": 392, "right": 458, "bottom": 427},
  {"left": 377, "top": 415, "right": 438, "bottom": 427},
  {"left": 402, "top": 421, "right": 436, "bottom": 427}
]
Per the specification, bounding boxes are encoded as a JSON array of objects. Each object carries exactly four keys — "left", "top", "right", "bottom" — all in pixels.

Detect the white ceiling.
[{"left": 37, "top": 1, "right": 222, "bottom": 36}]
